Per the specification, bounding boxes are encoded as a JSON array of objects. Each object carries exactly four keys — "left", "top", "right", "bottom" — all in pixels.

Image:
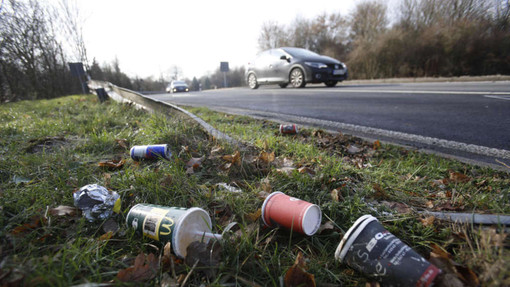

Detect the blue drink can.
[{"left": 130, "top": 144, "right": 171, "bottom": 161}]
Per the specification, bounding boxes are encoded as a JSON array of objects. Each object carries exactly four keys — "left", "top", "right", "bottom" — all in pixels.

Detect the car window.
[
  {"left": 271, "top": 49, "right": 286, "bottom": 59},
  {"left": 282, "top": 48, "right": 319, "bottom": 58}
]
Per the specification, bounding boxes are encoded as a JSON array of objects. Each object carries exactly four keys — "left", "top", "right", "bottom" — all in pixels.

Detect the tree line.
[
  {"left": 1, "top": 0, "right": 509, "bottom": 103},
  {"left": 259, "top": 0, "right": 510, "bottom": 79}
]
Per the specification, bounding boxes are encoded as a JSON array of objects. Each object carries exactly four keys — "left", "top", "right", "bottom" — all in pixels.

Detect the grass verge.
[{"left": 0, "top": 95, "right": 508, "bottom": 286}]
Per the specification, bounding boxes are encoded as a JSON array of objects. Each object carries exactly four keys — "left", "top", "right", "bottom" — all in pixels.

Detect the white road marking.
[
  {"left": 309, "top": 89, "right": 510, "bottom": 95},
  {"left": 484, "top": 95, "right": 510, "bottom": 100},
  {"left": 213, "top": 107, "right": 510, "bottom": 160}
]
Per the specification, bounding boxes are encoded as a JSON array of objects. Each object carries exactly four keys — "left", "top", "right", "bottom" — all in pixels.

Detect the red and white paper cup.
[{"left": 261, "top": 192, "right": 321, "bottom": 236}]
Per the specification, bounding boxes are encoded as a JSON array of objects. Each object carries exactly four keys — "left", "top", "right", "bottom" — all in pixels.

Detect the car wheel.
[
  {"left": 279, "top": 83, "right": 288, "bottom": 88},
  {"left": 248, "top": 73, "right": 259, "bottom": 89},
  {"left": 325, "top": 81, "right": 338, "bottom": 87},
  {"left": 290, "top": 68, "right": 306, "bottom": 88}
]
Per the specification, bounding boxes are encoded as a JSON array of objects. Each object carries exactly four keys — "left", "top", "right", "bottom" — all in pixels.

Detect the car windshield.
[
  {"left": 282, "top": 48, "right": 320, "bottom": 58},
  {"left": 173, "top": 81, "right": 186, "bottom": 85}
]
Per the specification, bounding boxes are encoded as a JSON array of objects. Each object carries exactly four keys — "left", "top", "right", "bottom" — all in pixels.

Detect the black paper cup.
[{"left": 335, "top": 215, "right": 441, "bottom": 287}]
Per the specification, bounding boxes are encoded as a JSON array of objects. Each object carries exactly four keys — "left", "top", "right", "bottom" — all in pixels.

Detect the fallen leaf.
[
  {"left": 98, "top": 231, "right": 113, "bottom": 241},
  {"left": 448, "top": 171, "right": 472, "bottom": 184},
  {"left": 10, "top": 215, "right": 45, "bottom": 236},
  {"left": 347, "top": 145, "right": 362, "bottom": 154},
  {"left": 115, "top": 139, "right": 129, "bottom": 149},
  {"left": 186, "top": 156, "right": 204, "bottom": 169},
  {"left": 246, "top": 209, "right": 262, "bottom": 222},
  {"left": 98, "top": 159, "right": 125, "bottom": 169},
  {"left": 276, "top": 166, "right": 296, "bottom": 175},
  {"left": 259, "top": 151, "right": 275, "bottom": 164},
  {"left": 373, "top": 140, "right": 381, "bottom": 150},
  {"left": 429, "top": 243, "right": 480, "bottom": 287},
  {"left": 210, "top": 146, "right": 223, "bottom": 155},
  {"left": 298, "top": 167, "right": 315, "bottom": 175},
  {"left": 381, "top": 201, "right": 412, "bottom": 214},
  {"left": 420, "top": 216, "right": 435, "bottom": 226},
  {"left": 184, "top": 241, "right": 222, "bottom": 279},
  {"left": 372, "top": 184, "right": 388, "bottom": 199},
  {"left": 48, "top": 205, "right": 77, "bottom": 217},
  {"left": 284, "top": 252, "right": 316, "bottom": 287},
  {"left": 222, "top": 151, "right": 241, "bottom": 165},
  {"left": 317, "top": 221, "right": 335, "bottom": 234},
  {"left": 261, "top": 177, "right": 272, "bottom": 193},
  {"left": 117, "top": 252, "right": 159, "bottom": 282},
  {"left": 331, "top": 188, "right": 341, "bottom": 202}
]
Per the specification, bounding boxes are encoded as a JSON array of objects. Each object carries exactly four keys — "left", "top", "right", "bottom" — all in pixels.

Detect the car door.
[
  {"left": 268, "top": 49, "right": 291, "bottom": 82},
  {"left": 252, "top": 51, "right": 272, "bottom": 82}
]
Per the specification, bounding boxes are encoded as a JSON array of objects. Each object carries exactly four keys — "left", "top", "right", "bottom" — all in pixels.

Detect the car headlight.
[{"left": 305, "top": 62, "right": 328, "bottom": 69}]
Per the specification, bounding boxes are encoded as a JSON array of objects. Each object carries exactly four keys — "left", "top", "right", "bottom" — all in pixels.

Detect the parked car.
[
  {"left": 246, "top": 47, "right": 348, "bottom": 89},
  {"left": 166, "top": 81, "right": 189, "bottom": 93}
]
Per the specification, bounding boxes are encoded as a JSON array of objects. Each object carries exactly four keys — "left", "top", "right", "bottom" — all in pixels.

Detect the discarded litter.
[
  {"left": 216, "top": 182, "right": 242, "bottom": 193},
  {"left": 262, "top": 192, "right": 321, "bottom": 236},
  {"left": 73, "top": 184, "right": 121, "bottom": 222},
  {"left": 335, "top": 214, "right": 441, "bottom": 287},
  {"left": 280, "top": 124, "right": 298, "bottom": 135},
  {"left": 130, "top": 144, "right": 171, "bottom": 161},
  {"left": 126, "top": 204, "right": 223, "bottom": 258}
]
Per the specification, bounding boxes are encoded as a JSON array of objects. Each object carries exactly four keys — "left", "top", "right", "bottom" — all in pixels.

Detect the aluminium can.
[{"left": 130, "top": 144, "right": 171, "bottom": 161}]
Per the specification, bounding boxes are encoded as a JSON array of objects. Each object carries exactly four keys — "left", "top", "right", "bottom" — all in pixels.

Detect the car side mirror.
[{"left": 280, "top": 55, "right": 287, "bottom": 60}]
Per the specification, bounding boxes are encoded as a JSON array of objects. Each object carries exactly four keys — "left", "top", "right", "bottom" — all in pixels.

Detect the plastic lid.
[
  {"left": 172, "top": 207, "right": 212, "bottom": 258},
  {"left": 334, "top": 215, "right": 377, "bottom": 262}
]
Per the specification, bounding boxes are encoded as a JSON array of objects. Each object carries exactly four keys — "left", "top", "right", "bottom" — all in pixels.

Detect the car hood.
[{"left": 299, "top": 55, "right": 341, "bottom": 64}]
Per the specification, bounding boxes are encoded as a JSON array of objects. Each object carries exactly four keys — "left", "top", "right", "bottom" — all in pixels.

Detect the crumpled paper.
[{"left": 73, "top": 184, "right": 120, "bottom": 222}]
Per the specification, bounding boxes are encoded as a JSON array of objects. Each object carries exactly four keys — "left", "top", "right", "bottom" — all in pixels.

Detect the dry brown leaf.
[
  {"left": 117, "top": 252, "right": 159, "bottom": 283},
  {"left": 373, "top": 140, "right": 381, "bottom": 150},
  {"left": 284, "top": 252, "right": 316, "bottom": 287},
  {"left": 222, "top": 151, "right": 241, "bottom": 165},
  {"left": 261, "top": 177, "right": 272, "bottom": 193},
  {"left": 429, "top": 244, "right": 480, "bottom": 287},
  {"left": 448, "top": 171, "right": 472, "bottom": 184},
  {"left": 372, "top": 184, "right": 388, "bottom": 199},
  {"left": 298, "top": 167, "right": 315, "bottom": 175},
  {"left": 98, "top": 159, "right": 125, "bottom": 169},
  {"left": 246, "top": 209, "right": 262, "bottom": 222},
  {"left": 420, "top": 216, "right": 435, "bottom": 226},
  {"left": 10, "top": 215, "right": 45, "bottom": 236},
  {"left": 259, "top": 151, "right": 275, "bottom": 164},
  {"left": 276, "top": 166, "right": 296, "bottom": 175},
  {"left": 210, "top": 146, "right": 223, "bottom": 155},
  {"left": 331, "top": 188, "right": 341, "bottom": 202},
  {"left": 48, "top": 205, "right": 77, "bottom": 217},
  {"left": 98, "top": 231, "right": 113, "bottom": 241},
  {"left": 186, "top": 156, "right": 204, "bottom": 169},
  {"left": 115, "top": 139, "right": 129, "bottom": 149},
  {"left": 381, "top": 201, "right": 412, "bottom": 214}
]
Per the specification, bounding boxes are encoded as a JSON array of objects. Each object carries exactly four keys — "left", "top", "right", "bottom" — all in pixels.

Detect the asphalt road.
[{"left": 146, "top": 81, "right": 510, "bottom": 169}]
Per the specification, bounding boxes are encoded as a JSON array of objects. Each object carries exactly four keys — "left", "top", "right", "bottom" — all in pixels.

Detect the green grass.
[{"left": 0, "top": 95, "right": 508, "bottom": 286}]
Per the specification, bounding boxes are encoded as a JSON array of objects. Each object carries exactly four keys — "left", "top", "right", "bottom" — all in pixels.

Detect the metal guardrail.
[{"left": 87, "top": 80, "right": 236, "bottom": 144}]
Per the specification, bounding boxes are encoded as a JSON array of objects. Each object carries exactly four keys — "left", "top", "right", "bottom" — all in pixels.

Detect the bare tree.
[{"left": 258, "top": 21, "right": 288, "bottom": 51}]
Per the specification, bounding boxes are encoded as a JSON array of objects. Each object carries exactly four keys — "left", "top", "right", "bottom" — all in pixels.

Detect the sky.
[{"left": 76, "top": 0, "right": 361, "bottom": 80}]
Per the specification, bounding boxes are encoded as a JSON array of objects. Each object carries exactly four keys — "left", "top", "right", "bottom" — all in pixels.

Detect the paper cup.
[
  {"left": 335, "top": 215, "right": 441, "bottom": 286},
  {"left": 126, "top": 204, "right": 217, "bottom": 258},
  {"left": 130, "top": 144, "right": 171, "bottom": 161},
  {"left": 261, "top": 192, "right": 321, "bottom": 236}
]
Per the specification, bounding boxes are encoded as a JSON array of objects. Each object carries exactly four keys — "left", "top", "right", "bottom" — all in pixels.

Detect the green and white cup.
[{"left": 126, "top": 204, "right": 219, "bottom": 258}]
